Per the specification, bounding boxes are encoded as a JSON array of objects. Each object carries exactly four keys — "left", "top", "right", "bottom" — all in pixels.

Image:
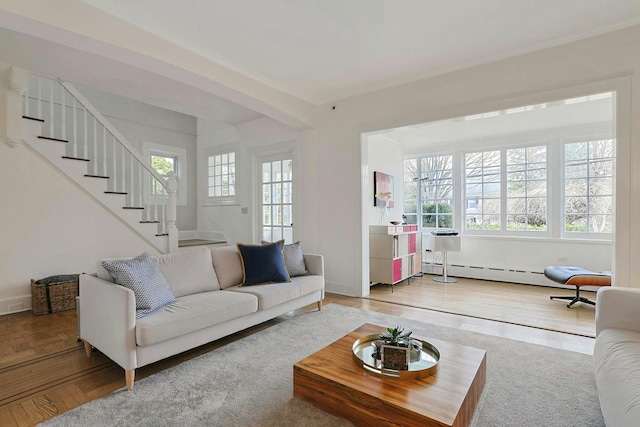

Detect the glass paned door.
[{"left": 261, "top": 157, "right": 293, "bottom": 243}]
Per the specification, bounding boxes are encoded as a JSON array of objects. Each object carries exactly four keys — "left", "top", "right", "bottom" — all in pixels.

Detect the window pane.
[
  {"left": 405, "top": 155, "right": 454, "bottom": 230},
  {"left": 208, "top": 152, "right": 236, "bottom": 198},
  {"left": 563, "top": 139, "right": 613, "bottom": 235}
]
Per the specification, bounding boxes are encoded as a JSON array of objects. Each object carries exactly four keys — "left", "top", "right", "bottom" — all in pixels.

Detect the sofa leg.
[
  {"left": 83, "top": 340, "right": 92, "bottom": 358},
  {"left": 317, "top": 300, "right": 322, "bottom": 311},
  {"left": 125, "top": 369, "right": 135, "bottom": 391}
]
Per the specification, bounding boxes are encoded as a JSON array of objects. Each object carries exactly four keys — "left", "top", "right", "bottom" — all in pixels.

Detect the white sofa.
[
  {"left": 593, "top": 287, "right": 640, "bottom": 427},
  {"left": 79, "top": 245, "right": 324, "bottom": 390}
]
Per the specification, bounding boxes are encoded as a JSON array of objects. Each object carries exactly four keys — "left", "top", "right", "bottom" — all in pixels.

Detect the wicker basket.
[{"left": 31, "top": 274, "right": 80, "bottom": 315}]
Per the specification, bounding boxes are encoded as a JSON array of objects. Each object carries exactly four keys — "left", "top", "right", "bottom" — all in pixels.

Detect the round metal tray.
[{"left": 352, "top": 334, "right": 440, "bottom": 380}]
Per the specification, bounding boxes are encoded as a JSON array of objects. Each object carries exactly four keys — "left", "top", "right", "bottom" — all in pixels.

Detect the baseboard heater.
[{"left": 422, "top": 262, "right": 550, "bottom": 287}]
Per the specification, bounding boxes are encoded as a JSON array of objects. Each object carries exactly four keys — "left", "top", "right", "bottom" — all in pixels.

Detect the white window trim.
[
  {"left": 202, "top": 145, "right": 239, "bottom": 207},
  {"left": 142, "top": 141, "right": 187, "bottom": 206}
]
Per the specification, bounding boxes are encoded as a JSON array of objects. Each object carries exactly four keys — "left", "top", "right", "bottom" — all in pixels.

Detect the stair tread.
[
  {"left": 84, "top": 174, "right": 109, "bottom": 179},
  {"left": 140, "top": 220, "right": 160, "bottom": 223},
  {"left": 156, "top": 233, "right": 169, "bottom": 237},
  {"left": 104, "top": 191, "right": 127, "bottom": 195},
  {"left": 38, "top": 136, "right": 69, "bottom": 143},
  {"left": 123, "top": 206, "right": 144, "bottom": 210},
  {"left": 62, "top": 156, "right": 90, "bottom": 162},
  {"left": 22, "top": 115, "right": 45, "bottom": 122}
]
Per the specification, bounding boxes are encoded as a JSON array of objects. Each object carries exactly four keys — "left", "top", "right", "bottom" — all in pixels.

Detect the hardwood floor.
[
  {"left": 0, "top": 281, "right": 596, "bottom": 426},
  {"left": 368, "top": 274, "right": 597, "bottom": 337}
]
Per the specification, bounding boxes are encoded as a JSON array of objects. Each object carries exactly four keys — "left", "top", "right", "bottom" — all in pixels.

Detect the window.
[
  {"left": 150, "top": 153, "right": 175, "bottom": 196},
  {"left": 403, "top": 155, "right": 453, "bottom": 229},
  {"left": 564, "top": 140, "right": 613, "bottom": 235},
  {"left": 143, "top": 142, "right": 187, "bottom": 205},
  {"left": 403, "top": 159, "right": 418, "bottom": 225},
  {"left": 208, "top": 152, "right": 235, "bottom": 198},
  {"left": 465, "top": 151, "right": 501, "bottom": 230},
  {"left": 506, "top": 146, "right": 547, "bottom": 231},
  {"left": 261, "top": 157, "right": 293, "bottom": 243}
]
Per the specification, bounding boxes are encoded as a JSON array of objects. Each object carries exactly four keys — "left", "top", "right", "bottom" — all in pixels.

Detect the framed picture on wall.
[{"left": 374, "top": 171, "right": 394, "bottom": 207}]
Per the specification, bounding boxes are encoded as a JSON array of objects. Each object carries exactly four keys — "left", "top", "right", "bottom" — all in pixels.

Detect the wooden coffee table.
[{"left": 294, "top": 323, "right": 486, "bottom": 427}]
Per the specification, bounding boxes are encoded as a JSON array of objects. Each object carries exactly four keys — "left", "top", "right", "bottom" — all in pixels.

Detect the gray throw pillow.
[
  {"left": 262, "top": 240, "right": 308, "bottom": 277},
  {"left": 101, "top": 252, "right": 176, "bottom": 318}
]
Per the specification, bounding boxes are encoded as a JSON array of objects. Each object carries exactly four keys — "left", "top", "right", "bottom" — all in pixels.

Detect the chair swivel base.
[{"left": 549, "top": 294, "right": 595, "bottom": 308}]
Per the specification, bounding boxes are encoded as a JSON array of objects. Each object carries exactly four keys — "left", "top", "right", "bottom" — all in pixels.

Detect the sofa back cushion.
[
  {"left": 96, "top": 247, "right": 220, "bottom": 297},
  {"left": 210, "top": 246, "right": 244, "bottom": 289},
  {"left": 154, "top": 247, "right": 220, "bottom": 297}
]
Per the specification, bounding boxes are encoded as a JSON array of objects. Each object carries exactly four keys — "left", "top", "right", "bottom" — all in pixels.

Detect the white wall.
[{"left": 366, "top": 134, "right": 404, "bottom": 225}]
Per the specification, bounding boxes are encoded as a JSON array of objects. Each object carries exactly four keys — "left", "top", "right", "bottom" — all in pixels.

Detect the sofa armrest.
[
  {"left": 596, "top": 287, "right": 640, "bottom": 335},
  {"left": 303, "top": 253, "right": 324, "bottom": 277},
  {"left": 79, "top": 273, "right": 138, "bottom": 370}
]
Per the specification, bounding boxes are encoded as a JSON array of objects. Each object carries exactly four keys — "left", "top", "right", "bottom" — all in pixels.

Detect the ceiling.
[
  {"left": 1, "top": 1, "right": 638, "bottom": 131},
  {"left": 81, "top": 0, "right": 640, "bottom": 105}
]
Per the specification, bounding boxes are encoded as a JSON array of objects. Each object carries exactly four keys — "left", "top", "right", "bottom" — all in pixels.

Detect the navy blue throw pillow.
[{"left": 237, "top": 240, "right": 291, "bottom": 286}]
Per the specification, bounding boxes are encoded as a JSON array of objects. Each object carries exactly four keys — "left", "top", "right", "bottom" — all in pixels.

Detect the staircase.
[{"left": 8, "top": 68, "right": 177, "bottom": 253}]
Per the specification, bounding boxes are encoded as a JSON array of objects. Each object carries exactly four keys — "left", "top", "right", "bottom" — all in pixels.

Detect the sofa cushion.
[
  {"left": 238, "top": 240, "right": 290, "bottom": 286},
  {"left": 594, "top": 328, "right": 640, "bottom": 427},
  {"left": 153, "top": 247, "right": 220, "bottom": 297},
  {"left": 135, "top": 291, "right": 258, "bottom": 346},
  {"left": 226, "top": 274, "right": 323, "bottom": 310},
  {"left": 101, "top": 252, "right": 176, "bottom": 319},
  {"left": 262, "top": 240, "right": 309, "bottom": 277},
  {"left": 210, "top": 246, "right": 244, "bottom": 289}
]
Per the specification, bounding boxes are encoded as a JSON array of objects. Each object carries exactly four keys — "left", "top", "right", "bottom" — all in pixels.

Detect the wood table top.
[{"left": 294, "top": 323, "right": 487, "bottom": 427}]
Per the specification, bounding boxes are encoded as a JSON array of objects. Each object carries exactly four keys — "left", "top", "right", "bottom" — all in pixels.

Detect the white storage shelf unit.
[{"left": 369, "top": 225, "right": 422, "bottom": 287}]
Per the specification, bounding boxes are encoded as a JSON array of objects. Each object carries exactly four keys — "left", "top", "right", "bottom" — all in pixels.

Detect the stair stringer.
[{"left": 20, "top": 118, "right": 169, "bottom": 254}]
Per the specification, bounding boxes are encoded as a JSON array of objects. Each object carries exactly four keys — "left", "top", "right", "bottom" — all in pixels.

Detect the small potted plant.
[{"left": 379, "top": 326, "right": 412, "bottom": 370}]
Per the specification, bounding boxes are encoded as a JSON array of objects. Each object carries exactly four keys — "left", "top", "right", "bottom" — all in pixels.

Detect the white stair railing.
[{"left": 22, "top": 73, "right": 178, "bottom": 251}]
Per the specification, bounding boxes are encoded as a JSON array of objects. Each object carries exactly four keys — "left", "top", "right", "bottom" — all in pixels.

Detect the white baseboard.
[{"left": 0, "top": 294, "right": 32, "bottom": 316}]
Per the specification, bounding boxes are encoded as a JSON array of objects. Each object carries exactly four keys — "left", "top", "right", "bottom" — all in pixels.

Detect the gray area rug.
[{"left": 40, "top": 304, "right": 604, "bottom": 427}]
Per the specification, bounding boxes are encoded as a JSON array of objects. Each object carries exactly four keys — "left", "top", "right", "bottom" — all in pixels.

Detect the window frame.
[
  {"left": 202, "top": 146, "right": 238, "bottom": 207},
  {"left": 142, "top": 141, "right": 187, "bottom": 206}
]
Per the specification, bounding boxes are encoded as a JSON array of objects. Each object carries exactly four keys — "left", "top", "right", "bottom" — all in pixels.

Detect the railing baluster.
[
  {"left": 121, "top": 142, "right": 126, "bottom": 195},
  {"left": 102, "top": 127, "right": 107, "bottom": 178},
  {"left": 72, "top": 98, "right": 77, "bottom": 157},
  {"left": 37, "top": 77, "right": 42, "bottom": 120},
  {"left": 112, "top": 134, "right": 117, "bottom": 192},
  {"left": 24, "top": 80, "right": 29, "bottom": 117},
  {"left": 61, "top": 88, "right": 66, "bottom": 141},
  {"left": 82, "top": 108, "right": 87, "bottom": 160},
  {"left": 138, "top": 160, "right": 143, "bottom": 209},
  {"left": 49, "top": 80, "right": 54, "bottom": 137}
]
